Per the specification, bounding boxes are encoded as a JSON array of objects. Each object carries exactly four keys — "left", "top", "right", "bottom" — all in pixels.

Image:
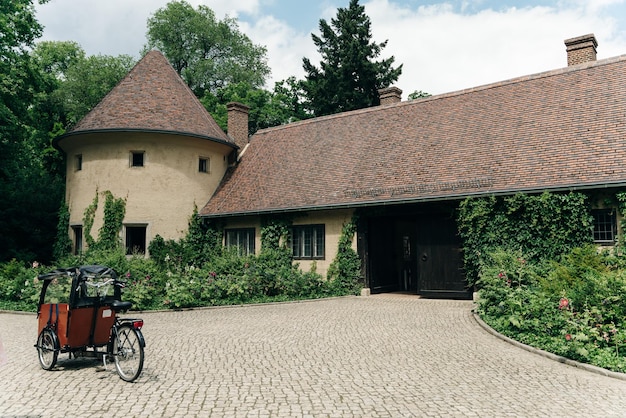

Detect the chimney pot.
[
  {"left": 564, "top": 34, "right": 598, "bottom": 66},
  {"left": 378, "top": 87, "right": 403, "bottom": 105},
  {"left": 227, "top": 102, "right": 249, "bottom": 150}
]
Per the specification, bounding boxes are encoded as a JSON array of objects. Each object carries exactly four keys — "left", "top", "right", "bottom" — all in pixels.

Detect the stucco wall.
[{"left": 62, "top": 131, "right": 233, "bottom": 252}]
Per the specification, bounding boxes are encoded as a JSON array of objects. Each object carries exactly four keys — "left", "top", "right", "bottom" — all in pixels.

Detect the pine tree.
[{"left": 302, "top": 0, "right": 402, "bottom": 117}]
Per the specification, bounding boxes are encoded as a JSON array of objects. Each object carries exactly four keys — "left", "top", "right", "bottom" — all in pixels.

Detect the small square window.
[
  {"left": 75, "top": 154, "right": 82, "bottom": 171},
  {"left": 131, "top": 151, "right": 144, "bottom": 167},
  {"left": 199, "top": 157, "right": 209, "bottom": 173},
  {"left": 126, "top": 225, "right": 147, "bottom": 255}
]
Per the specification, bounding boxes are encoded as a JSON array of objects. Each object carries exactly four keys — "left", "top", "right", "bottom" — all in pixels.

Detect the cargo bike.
[{"left": 34, "top": 265, "right": 145, "bottom": 382}]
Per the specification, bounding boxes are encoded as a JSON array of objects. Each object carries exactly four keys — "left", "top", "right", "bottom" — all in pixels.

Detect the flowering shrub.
[{"left": 477, "top": 246, "right": 626, "bottom": 373}]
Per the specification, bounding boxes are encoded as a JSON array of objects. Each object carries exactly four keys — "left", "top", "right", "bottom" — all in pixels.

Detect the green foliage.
[
  {"left": 458, "top": 192, "right": 594, "bottom": 285},
  {"left": 0, "top": 0, "right": 66, "bottom": 264},
  {"left": 260, "top": 217, "right": 291, "bottom": 251},
  {"left": 83, "top": 190, "right": 98, "bottom": 248},
  {"left": 477, "top": 247, "right": 626, "bottom": 373},
  {"left": 302, "top": 0, "right": 402, "bottom": 116},
  {"left": 200, "top": 79, "right": 309, "bottom": 135},
  {"left": 80, "top": 190, "right": 126, "bottom": 253},
  {"left": 148, "top": 208, "right": 222, "bottom": 268},
  {"left": 94, "top": 191, "right": 126, "bottom": 251},
  {"left": 52, "top": 201, "right": 73, "bottom": 260},
  {"left": 57, "top": 52, "right": 135, "bottom": 125},
  {"left": 145, "top": 0, "right": 270, "bottom": 96},
  {"left": 327, "top": 216, "right": 362, "bottom": 294},
  {"left": 408, "top": 90, "right": 432, "bottom": 100}
]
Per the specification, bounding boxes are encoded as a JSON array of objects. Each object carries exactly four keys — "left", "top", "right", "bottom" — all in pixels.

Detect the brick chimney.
[
  {"left": 227, "top": 102, "right": 249, "bottom": 150},
  {"left": 378, "top": 87, "right": 403, "bottom": 105},
  {"left": 565, "top": 34, "right": 598, "bottom": 66}
]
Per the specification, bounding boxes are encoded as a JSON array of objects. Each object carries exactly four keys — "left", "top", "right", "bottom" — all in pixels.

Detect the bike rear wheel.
[
  {"left": 113, "top": 325, "right": 144, "bottom": 382},
  {"left": 37, "top": 328, "right": 59, "bottom": 370}
]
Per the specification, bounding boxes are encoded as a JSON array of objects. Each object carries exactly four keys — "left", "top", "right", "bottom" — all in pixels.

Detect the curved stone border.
[{"left": 472, "top": 310, "right": 626, "bottom": 381}]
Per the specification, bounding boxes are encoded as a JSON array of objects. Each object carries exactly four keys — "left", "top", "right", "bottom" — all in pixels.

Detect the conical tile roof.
[{"left": 59, "top": 50, "right": 232, "bottom": 145}]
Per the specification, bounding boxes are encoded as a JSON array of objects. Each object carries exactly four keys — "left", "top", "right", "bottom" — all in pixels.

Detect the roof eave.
[
  {"left": 53, "top": 128, "right": 238, "bottom": 152},
  {"left": 199, "top": 180, "right": 626, "bottom": 219}
]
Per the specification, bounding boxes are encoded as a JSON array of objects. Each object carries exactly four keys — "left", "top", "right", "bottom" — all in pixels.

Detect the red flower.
[
  {"left": 559, "top": 298, "right": 569, "bottom": 310},
  {"left": 565, "top": 334, "right": 572, "bottom": 341}
]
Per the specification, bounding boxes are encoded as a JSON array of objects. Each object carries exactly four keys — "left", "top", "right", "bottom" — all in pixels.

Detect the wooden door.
[{"left": 416, "top": 216, "right": 469, "bottom": 298}]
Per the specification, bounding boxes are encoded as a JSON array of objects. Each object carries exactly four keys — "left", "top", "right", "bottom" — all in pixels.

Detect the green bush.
[{"left": 477, "top": 246, "right": 626, "bottom": 373}]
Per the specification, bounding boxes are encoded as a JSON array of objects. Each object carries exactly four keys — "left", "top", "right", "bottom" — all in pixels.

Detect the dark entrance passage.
[{"left": 365, "top": 208, "right": 470, "bottom": 299}]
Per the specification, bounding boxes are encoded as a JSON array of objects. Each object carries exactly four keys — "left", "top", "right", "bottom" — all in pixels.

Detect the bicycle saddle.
[{"left": 111, "top": 300, "right": 132, "bottom": 312}]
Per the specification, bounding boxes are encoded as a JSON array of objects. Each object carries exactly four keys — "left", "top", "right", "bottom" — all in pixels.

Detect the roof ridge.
[{"left": 253, "top": 53, "right": 626, "bottom": 137}]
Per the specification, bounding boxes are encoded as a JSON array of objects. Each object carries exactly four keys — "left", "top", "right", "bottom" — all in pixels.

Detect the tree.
[
  {"left": 145, "top": 0, "right": 270, "bottom": 96},
  {"left": 59, "top": 53, "right": 136, "bottom": 125},
  {"left": 201, "top": 80, "right": 310, "bottom": 136},
  {"left": 408, "top": 90, "right": 432, "bottom": 100},
  {"left": 302, "top": 0, "right": 402, "bottom": 117},
  {"left": 0, "top": 0, "right": 64, "bottom": 263}
]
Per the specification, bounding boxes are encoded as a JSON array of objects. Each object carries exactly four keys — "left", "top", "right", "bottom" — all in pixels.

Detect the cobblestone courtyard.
[{"left": 1, "top": 295, "right": 626, "bottom": 417}]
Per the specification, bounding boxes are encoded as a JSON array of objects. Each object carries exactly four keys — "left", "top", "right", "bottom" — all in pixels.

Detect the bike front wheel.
[
  {"left": 37, "top": 328, "right": 59, "bottom": 370},
  {"left": 113, "top": 325, "right": 144, "bottom": 382}
]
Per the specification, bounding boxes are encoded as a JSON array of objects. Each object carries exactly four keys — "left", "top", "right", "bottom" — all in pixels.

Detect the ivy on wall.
[
  {"left": 260, "top": 216, "right": 291, "bottom": 251},
  {"left": 458, "top": 192, "right": 594, "bottom": 285},
  {"left": 327, "top": 214, "right": 362, "bottom": 292},
  {"left": 82, "top": 190, "right": 99, "bottom": 249},
  {"left": 53, "top": 201, "right": 73, "bottom": 260},
  {"left": 81, "top": 189, "right": 127, "bottom": 253}
]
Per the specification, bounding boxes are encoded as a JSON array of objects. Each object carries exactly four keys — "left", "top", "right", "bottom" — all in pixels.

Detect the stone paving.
[{"left": 1, "top": 294, "right": 626, "bottom": 417}]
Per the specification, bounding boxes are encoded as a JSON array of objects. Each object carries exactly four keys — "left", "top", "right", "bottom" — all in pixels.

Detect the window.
[
  {"left": 592, "top": 209, "right": 616, "bottom": 244},
  {"left": 199, "top": 157, "right": 209, "bottom": 173},
  {"left": 125, "top": 225, "right": 147, "bottom": 255},
  {"left": 290, "top": 225, "right": 325, "bottom": 259},
  {"left": 225, "top": 228, "right": 255, "bottom": 256},
  {"left": 75, "top": 154, "right": 82, "bottom": 171},
  {"left": 130, "top": 151, "right": 145, "bottom": 167},
  {"left": 72, "top": 225, "right": 83, "bottom": 255}
]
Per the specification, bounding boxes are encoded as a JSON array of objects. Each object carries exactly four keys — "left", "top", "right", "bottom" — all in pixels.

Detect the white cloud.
[
  {"left": 362, "top": 0, "right": 626, "bottom": 95},
  {"left": 35, "top": 0, "right": 626, "bottom": 96}
]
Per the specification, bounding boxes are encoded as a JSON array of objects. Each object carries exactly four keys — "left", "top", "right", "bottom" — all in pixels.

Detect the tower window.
[
  {"left": 130, "top": 151, "right": 145, "bottom": 167},
  {"left": 199, "top": 157, "right": 209, "bottom": 173}
]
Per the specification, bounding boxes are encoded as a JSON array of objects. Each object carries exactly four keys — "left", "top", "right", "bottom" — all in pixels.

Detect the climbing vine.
[
  {"left": 96, "top": 191, "right": 126, "bottom": 251},
  {"left": 52, "top": 201, "right": 73, "bottom": 260},
  {"left": 327, "top": 214, "right": 362, "bottom": 293},
  {"left": 458, "top": 191, "right": 594, "bottom": 285},
  {"left": 81, "top": 189, "right": 126, "bottom": 252},
  {"left": 260, "top": 216, "right": 291, "bottom": 251},
  {"left": 82, "top": 190, "right": 99, "bottom": 248}
]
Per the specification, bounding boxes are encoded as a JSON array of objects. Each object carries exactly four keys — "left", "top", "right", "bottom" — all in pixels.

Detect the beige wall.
[
  {"left": 61, "top": 131, "right": 233, "bottom": 252},
  {"left": 218, "top": 209, "right": 356, "bottom": 277}
]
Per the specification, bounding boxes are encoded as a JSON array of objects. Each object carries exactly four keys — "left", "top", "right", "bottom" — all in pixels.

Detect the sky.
[{"left": 35, "top": 0, "right": 626, "bottom": 97}]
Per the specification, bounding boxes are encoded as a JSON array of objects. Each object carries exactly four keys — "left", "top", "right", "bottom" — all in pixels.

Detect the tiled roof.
[
  {"left": 201, "top": 54, "right": 626, "bottom": 217},
  {"left": 57, "top": 50, "right": 232, "bottom": 145}
]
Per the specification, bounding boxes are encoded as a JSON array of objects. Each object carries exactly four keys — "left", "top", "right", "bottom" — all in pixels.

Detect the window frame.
[
  {"left": 224, "top": 228, "right": 256, "bottom": 256},
  {"left": 290, "top": 224, "right": 325, "bottom": 260},
  {"left": 592, "top": 209, "right": 617, "bottom": 244}
]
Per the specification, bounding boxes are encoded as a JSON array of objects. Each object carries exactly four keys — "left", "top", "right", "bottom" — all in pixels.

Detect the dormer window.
[{"left": 131, "top": 151, "right": 145, "bottom": 167}]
